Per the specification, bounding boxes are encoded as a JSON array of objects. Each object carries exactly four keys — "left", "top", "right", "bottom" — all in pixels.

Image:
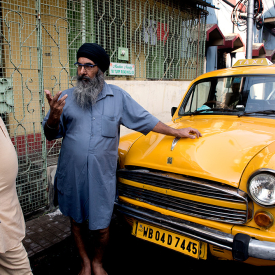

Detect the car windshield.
[{"left": 178, "top": 76, "right": 275, "bottom": 117}]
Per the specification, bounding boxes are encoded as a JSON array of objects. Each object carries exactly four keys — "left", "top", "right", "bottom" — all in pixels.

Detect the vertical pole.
[
  {"left": 36, "top": 0, "right": 47, "bottom": 204},
  {"left": 246, "top": 0, "right": 254, "bottom": 59},
  {"left": 81, "top": 0, "right": 86, "bottom": 44},
  {"left": 196, "top": 10, "right": 201, "bottom": 77},
  {"left": 91, "top": 0, "right": 95, "bottom": 43}
]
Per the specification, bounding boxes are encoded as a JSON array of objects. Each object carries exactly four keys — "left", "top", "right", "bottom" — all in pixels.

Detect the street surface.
[{"left": 30, "top": 216, "right": 275, "bottom": 275}]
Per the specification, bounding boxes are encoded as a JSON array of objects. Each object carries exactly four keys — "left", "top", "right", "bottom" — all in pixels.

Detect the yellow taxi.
[{"left": 115, "top": 58, "right": 275, "bottom": 266}]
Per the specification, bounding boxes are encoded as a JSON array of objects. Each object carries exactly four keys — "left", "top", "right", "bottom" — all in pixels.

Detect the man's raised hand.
[
  {"left": 44, "top": 90, "right": 68, "bottom": 131},
  {"left": 45, "top": 90, "right": 67, "bottom": 121}
]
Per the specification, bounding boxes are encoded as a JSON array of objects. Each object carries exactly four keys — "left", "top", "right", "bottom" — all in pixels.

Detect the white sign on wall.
[{"left": 109, "top": 63, "right": 135, "bottom": 76}]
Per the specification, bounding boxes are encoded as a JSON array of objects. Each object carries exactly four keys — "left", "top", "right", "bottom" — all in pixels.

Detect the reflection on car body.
[{"left": 116, "top": 58, "right": 275, "bottom": 266}]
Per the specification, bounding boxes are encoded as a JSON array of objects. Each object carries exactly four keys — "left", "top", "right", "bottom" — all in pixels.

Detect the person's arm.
[
  {"left": 152, "top": 121, "right": 202, "bottom": 139},
  {"left": 44, "top": 90, "right": 67, "bottom": 140},
  {"left": 119, "top": 89, "right": 201, "bottom": 139}
]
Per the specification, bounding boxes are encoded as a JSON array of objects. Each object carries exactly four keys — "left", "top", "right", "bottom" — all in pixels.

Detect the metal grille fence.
[
  {"left": 0, "top": 0, "right": 207, "bottom": 215},
  {"left": 67, "top": 0, "right": 207, "bottom": 80}
]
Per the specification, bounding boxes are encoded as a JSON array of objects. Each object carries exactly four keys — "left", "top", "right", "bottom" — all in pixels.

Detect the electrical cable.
[
  {"left": 222, "top": 0, "right": 235, "bottom": 8},
  {"left": 231, "top": 0, "right": 264, "bottom": 32}
]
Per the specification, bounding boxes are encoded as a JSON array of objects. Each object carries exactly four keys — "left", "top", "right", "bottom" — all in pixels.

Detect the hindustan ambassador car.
[{"left": 115, "top": 58, "right": 275, "bottom": 266}]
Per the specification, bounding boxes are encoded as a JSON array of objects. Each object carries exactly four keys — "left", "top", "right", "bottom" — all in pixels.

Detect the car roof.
[{"left": 196, "top": 65, "right": 275, "bottom": 82}]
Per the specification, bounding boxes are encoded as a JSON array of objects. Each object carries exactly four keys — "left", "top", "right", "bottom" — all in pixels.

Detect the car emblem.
[
  {"left": 171, "top": 137, "right": 180, "bottom": 151},
  {"left": 167, "top": 157, "right": 173, "bottom": 164}
]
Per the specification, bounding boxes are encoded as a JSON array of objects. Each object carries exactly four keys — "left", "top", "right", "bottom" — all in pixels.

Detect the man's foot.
[
  {"left": 78, "top": 261, "right": 91, "bottom": 275},
  {"left": 92, "top": 261, "right": 108, "bottom": 275}
]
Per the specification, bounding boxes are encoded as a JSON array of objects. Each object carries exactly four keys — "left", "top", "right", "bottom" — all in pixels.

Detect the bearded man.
[{"left": 43, "top": 43, "right": 201, "bottom": 275}]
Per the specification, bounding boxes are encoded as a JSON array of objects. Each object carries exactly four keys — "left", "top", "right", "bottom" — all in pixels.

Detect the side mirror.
[{"left": 171, "top": 107, "right": 177, "bottom": 117}]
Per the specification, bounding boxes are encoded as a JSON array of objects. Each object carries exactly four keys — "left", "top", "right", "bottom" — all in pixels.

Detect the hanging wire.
[{"left": 231, "top": 0, "right": 264, "bottom": 32}]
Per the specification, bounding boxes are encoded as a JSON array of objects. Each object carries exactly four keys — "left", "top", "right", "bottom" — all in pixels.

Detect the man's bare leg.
[
  {"left": 71, "top": 219, "right": 91, "bottom": 275},
  {"left": 92, "top": 226, "right": 109, "bottom": 275}
]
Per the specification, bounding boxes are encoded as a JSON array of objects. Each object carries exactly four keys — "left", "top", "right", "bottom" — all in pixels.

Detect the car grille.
[{"left": 117, "top": 168, "right": 250, "bottom": 224}]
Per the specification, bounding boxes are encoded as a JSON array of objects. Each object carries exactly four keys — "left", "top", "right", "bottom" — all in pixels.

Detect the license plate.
[{"left": 133, "top": 221, "right": 202, "bottom": 259}]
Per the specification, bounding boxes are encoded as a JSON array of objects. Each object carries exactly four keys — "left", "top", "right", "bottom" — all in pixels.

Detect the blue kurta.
[{"left": 43, "top": 82, "right": 159, "bottom": 230}]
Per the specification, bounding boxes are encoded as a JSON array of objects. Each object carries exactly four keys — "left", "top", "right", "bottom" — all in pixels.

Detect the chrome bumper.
[{"left": 115, "top": 202, "right": 275, "bottom": 261}]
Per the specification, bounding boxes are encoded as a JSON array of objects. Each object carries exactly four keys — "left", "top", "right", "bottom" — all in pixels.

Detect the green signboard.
[{"left": 109, "top": 63, "right": 135, "bottom": 76}]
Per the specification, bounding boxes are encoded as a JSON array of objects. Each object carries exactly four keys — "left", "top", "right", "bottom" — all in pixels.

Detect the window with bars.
[{"left": 67, "top": 0, "right": 207, "bottom": 80}]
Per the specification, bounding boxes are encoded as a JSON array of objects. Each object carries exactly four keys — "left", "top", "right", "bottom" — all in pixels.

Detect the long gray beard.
[{"left": 73, "top": 70, "right": 105, "bottom": 109}]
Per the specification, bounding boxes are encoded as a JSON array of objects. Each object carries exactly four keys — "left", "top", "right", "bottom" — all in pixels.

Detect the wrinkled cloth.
[
  {"left": 43, "top": 82, "right": 159, "bottom": 230},
  {"left": 0, "top": 118, "right": 25, "bottom": 253},
  {"left": 0, "top": 118, "right": 32, "bottom": 274},
  {"left": 0, "top": 242, "right": 32, "bottom": 275}
]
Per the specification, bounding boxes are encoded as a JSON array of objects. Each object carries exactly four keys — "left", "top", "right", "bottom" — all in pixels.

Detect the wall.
[
  {"left": 105, "top": 80, "right": 191, "bottom": 136},
  {"left": 262, "top": 0, "right": 275, "bottom": 51},
  {"left": 206, "top": 0, "right": 247, "bottom": 72}
]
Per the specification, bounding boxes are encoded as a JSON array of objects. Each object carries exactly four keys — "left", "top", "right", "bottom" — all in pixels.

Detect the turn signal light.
[{"left": 254, "top": 211, "right": 274, "bottom": 228}]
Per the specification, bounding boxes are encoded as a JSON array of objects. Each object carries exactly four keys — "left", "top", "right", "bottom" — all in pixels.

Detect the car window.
[
  {"left": 244, "top": 77, "right": 275, "bottom": 112},
  {"left": 183, "top": 81, "right": 211, "bottom": 113},
  {"left": 267, "top": 90, "right": 275, "bottom": 100},
  {"left": 179, "top": 76, "right": 275, "bottom": 116},
  {"left": 249, "top": 83, "right": 265, "bottom": 100}
]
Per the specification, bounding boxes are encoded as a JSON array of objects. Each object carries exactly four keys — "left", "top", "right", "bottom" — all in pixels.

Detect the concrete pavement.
[{"left": 23, "top": 209, "right": 71, "bottom": 257}]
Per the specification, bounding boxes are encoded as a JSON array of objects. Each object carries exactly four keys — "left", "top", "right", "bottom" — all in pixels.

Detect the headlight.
[{"left": 248, "top": 172, "right": 275, "bottom": 207}]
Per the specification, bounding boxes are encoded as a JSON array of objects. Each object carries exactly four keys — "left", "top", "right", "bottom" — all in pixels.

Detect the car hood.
[{"left": 124, "top": 116, "right": 275, "bottom": 188}]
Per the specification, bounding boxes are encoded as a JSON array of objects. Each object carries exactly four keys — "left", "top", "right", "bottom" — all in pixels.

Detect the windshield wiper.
[
  {"left": 238, "top": 110, "right": 275, "bottom": 117},
  {"left": 190, "top": 108, "right": 239, "bottom": 116}
]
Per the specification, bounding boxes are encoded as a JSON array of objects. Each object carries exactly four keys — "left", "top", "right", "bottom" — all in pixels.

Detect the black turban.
[{"left": 77, "top": 43, "right": 110, "bottom": 73}]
